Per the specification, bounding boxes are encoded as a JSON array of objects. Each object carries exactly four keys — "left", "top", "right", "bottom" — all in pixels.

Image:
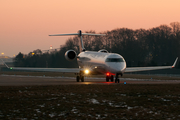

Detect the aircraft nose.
[
  {"left": 114, "top": 63, "right": 124, "bottom": 72},
  {"left": 107, "top": 62, "right": 126, "bottom": 73}
]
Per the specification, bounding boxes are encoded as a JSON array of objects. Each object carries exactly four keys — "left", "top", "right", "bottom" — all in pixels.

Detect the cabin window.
[{"left": 105, "top": 58, "right": 124, "bottom": 62}]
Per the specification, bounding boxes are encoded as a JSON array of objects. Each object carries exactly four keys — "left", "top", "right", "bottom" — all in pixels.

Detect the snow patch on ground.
[{"left": 88, "top": 99, "right": 100, "bottom": 104}]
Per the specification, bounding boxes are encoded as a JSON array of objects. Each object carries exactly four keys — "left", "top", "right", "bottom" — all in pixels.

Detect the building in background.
[{"left": 42, "top": 45, "right": 61, "bottom": 53}]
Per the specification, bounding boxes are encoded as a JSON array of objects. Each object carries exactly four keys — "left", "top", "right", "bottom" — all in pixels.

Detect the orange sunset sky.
[{"left": 0, "top": 0, "right": 180, "bottom": 57}]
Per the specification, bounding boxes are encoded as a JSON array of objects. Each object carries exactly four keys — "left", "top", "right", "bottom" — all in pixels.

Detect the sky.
[{"left": 0, "top": 0, "right": 180, "bottom": 57}]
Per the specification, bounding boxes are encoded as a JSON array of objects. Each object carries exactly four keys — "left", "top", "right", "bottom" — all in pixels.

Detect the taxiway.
[{"left": 0, "top": 75, "right": 180, "bottom": 86}]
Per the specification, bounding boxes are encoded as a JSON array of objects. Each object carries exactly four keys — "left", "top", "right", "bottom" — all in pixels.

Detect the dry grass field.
[
  {"left": 0, "top": 71, "right": 180, "bottom": 119},
  {"left": 0, "top": 84, "right": 180, "bottom": 119}
]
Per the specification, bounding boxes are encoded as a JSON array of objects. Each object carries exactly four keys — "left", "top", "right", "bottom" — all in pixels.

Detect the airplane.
[{"left": 1, "top": 30, "right": 178, "bottom": 83}]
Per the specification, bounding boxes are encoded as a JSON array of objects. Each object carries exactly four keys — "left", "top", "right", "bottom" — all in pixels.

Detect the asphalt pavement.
[{"left": 1, "top": 75, "right": 180, "bottom": 86}]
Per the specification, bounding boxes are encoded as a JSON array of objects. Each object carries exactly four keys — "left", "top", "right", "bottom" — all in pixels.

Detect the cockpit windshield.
[{"left": 105, "top": 58, "right": 125, "bottom": 62}]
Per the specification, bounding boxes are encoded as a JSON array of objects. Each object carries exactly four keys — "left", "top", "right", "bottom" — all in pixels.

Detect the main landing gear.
[
  {"left": 76, "top": 71, "right": 84, "bottom": 82},
  {"left": 106, "top": 75, "right": 114, "bottom": 82},
  {"left": 106, "top": 73, "right": 122, "bottom": 83},
  {"left": 76, "top": 75, "right": 84, "bottom": 82}
]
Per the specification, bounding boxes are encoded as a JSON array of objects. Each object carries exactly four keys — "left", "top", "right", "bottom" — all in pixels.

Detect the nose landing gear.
[
  {"left": 115, "top": 73, "right": 119, "bottom": 83},
  {"left": 115, "top": 73, "right": 122, "bottom": 83},
  {"left": 76, "top": 71, "right": 84, "bottom": 82}
]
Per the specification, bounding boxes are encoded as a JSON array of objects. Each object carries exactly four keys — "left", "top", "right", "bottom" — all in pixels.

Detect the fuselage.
[{"left": 77, "top": 51, "right": 126, "bottom": 75}]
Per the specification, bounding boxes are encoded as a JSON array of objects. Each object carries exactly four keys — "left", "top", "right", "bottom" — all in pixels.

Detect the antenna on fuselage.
[{"left": 49, "top": 30, "right": 106, "bottom": 52}]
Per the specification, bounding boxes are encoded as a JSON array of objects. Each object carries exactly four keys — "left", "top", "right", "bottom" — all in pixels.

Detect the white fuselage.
[{"left": 77, "top": 51, "right": 126, "bottom": 75}]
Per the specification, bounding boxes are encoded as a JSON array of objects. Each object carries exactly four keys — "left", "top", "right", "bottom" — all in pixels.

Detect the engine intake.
[{"left": 65, "top": 50, "right": 77, "bottom": 61}]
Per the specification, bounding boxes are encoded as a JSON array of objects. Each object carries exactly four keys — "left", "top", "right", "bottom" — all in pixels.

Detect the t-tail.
[{"left": 49, "top": 30, "right": 106, "bottom": 52}]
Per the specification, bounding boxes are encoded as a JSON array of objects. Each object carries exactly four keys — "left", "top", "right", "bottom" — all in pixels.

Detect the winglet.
[
  {"left": 172, "top": 57, "right": 178, "bottom": 68},
  {"left": 0, "top": 59, "right": 10, "bottom": 69}
]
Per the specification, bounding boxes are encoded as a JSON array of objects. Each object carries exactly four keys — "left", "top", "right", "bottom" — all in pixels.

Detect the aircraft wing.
[
  {"left": 8, "top": 67, "right": 81, "bottom": 73},
  {"left": 125, "top": 66, "right": 173, "bottom": 73},
  {"left": 0, "top": 58, "right": 81, "bottom": 73},
  {"left": 125, "top": 57, "right": 178, "bottom": 73}
]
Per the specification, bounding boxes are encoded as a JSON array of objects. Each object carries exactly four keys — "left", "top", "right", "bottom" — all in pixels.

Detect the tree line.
[{"left": 14, "top": 22, "right": 180, "bottom": 68}]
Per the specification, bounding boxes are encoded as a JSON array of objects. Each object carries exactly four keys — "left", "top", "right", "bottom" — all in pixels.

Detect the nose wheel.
[
  {"left": 106, "top": 76, "right": 109, "bottom": 82},
  {"left": 76, "top": 75, "right": 84, "bottom": 82},
  {"left": 76, "top": 71, "right": 84, "bottom": 82},
  {"left": 110, "top": 75, "right": 114, "bottom": 82},
  {"left": 115, "top": 73, "right": 120, "bottom": 83},
  {"left": 115, "top": 78, "right": 119, "bottom": 83}
]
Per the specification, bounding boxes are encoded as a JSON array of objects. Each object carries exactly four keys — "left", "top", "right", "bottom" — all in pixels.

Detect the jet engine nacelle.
[{"left": 65, "top": 50, "right": 77, "bottom": 61}]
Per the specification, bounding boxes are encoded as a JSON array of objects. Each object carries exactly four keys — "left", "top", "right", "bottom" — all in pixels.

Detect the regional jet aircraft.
[{"left": 2, "top": 30, "right": 178, "bottom": 83}]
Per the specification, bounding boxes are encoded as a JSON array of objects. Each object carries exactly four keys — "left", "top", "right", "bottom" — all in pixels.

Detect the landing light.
[
  {"left": 84, "top": 69, "right": 89, "bottom": 74},
  {"left": 106, "top": 73, "right": 110, "bottom": 76}
]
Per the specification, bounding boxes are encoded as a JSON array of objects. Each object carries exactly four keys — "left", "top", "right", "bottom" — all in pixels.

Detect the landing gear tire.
[
  {"left": 76, "top": 76, "right": 80, "bottom": 82},
  {"left": 77, "top": 71, "right": 85, "bottom": 82},
  {"left": 115, "top": 73, "right": 120, "bottom": 83},
  {"left": 110, "top": 75, "right": 114, "bottom": 82},
  {"left": 106, "top": 76, "right": 109, "bottom": 82},
  {"left": 115, "top": 79, "right": 119, "bottom": 83},
  {"left": 81, "top": 76, "right": 84, "bottom": 82}
]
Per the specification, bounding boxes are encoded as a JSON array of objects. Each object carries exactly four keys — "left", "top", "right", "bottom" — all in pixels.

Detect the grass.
[{"left": 0, "top": 84, "right": 180, "bottom": 119}]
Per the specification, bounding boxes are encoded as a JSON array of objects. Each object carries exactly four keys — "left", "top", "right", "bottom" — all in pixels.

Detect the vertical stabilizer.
[{"left": 78, "top": 30, "right": 85, "bottom": 51}]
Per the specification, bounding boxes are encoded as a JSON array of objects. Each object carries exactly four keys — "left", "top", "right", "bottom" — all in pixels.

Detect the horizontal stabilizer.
[
  {"left": 49, "top": 33, "right": 106, "bottom": 36},
  {"left": 82, "top": 33, "right": 105, "bottom": 36},
  {"left": 49, "top": 33, "right": 79, "bottom": 36},
  {"left": 49, "top": 30, "right": 106, "bottom": 36},
  {"left": 49, "top": 30, "right": 106, "bottom": 52}
]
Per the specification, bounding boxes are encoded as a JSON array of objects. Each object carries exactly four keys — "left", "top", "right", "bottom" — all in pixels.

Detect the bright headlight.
[{"left": 84, "top": 69, "right": 89, "bottom": 74}]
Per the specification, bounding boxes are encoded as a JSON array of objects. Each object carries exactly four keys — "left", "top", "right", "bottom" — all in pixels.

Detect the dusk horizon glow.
[{"left": 0, "top": 0, "right": 180, "bottom": 57}]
